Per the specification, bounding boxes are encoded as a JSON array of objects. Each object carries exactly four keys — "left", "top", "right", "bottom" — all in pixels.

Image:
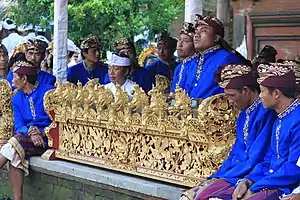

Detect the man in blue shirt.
[
  {"left": 145, "top": 32, "right": 179, "bottom": 81},
  {"left": 170, "top": 22, "right": 197, "bottom": 93},
  {"left": 185, "top": 15, "right": 242, "bottom": 101},
  {"left": 206, "top": 62, "right": 300, "bottom": 200},
  {"left": 7, "top": 38, "right": 56, "bottom": 89},
  {"left": 0, "top": 44, "right": 9, "bottom": 79},
  {"left": 227, "top": 62, "right": 300, "bottom": 200},
  {"left": 0, "top": 59, "right": 53, "bottom": 200},
  {"left": 181, "top": 64, "right": 276, "bottom": 200},
  {"left": 105, "top": 38, "right": 153, "bottom": 93},
  {"left": 67, "top": 36, "right": 108, "bottom": 86}
]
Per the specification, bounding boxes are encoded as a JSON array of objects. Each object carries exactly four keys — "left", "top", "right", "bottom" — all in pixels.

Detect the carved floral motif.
[
  {"left": 0, "top": 80, "right": 13, "bottom": 147},
  {"left": 44, "top": 78, "right": 238, "bottom": 186}
]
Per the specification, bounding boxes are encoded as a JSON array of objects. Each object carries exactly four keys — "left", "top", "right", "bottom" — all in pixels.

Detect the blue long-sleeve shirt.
[
  {"left": 67, "top": 61, "right": 108, "bottom": 86},
  {"left": 211, "top": 99, "right": 277, "bottom": 185},
  {"left": 246, "top": 99, "right": 300, "bottom": 194},
  {"left": 185, "top": 48, "right": 241, "bottom": 99},
  {"left": 12, "top": 82, "right": 54, "bottom": 143},
  {"left": 145, "top": 58, "right": 180, "bottom": 81},
  {"left": 7, "top": 70, "right": 56, "bottom": 90},
  {"left": 170, "top": 55, "right": 198, "bottom": 93}
]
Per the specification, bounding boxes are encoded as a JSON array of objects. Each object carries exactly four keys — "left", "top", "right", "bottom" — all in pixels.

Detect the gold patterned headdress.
[
  {"left": 47, "top": 41, "right": 54, "bottom": 55},
  {"left": 257, "top": 63, "right": 296, "bottom": 88},
  {"left": 12, "top": 60, "right": 37, "bottom": 75},
  {"left": 26, "top": 39, "right": 48, "bottom": 53},
  {"left": 180, "top": 22, "right": 195, "bottom": 38},
  {"left": 278, "top": 59, "right": 300, "bottom": 92},
  {"left": 156, "top": 32, "right": 177, "bottom": 51},
  {"left": 12, "top": 43, "right": 26, "bottom": 56},
  {"left": 215, "top": 64, "right": 257, "bottom": 89},
  {"left": 115, "top": 38, "right": 135, "bottom": 52},
  {"left": 80, "top": 36, "right": 100, "bottom": 49},
  {"left": 194, "top": 14, "right": 224, "bottom": 38},
  {"left": 138, "top": 45, "right": 158, "bottom": 67}
]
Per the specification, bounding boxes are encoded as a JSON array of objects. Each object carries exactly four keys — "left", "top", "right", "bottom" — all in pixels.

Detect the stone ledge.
[{"left": 29, "top": 157, "right": 187, "bottom": 200}]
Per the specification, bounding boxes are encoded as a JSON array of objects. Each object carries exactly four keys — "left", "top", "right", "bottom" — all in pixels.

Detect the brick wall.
[
  {"left": 232, "top": 0, "right": 300, "bottom": 59},
  {"left": 233, "top": 0, "right": 300, "bottom": 16}
]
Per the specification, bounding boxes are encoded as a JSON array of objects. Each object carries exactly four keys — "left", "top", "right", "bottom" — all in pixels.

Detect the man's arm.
[
  {"left": 224, "top": 112, "right": 275, "bottom": 179},
  {"left": 249, "top": 125, "right": 300, "bottom": 193},
  {"left": 12, "top": 97, "right": 29, "bottom": 135}
]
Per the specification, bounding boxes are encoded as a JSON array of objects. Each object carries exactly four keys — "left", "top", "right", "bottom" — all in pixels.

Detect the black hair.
[
  {"left": 17, "top": 73, "right": 37, "bottom": 85},
  {"left": 267, "top": 87, "right": 296, "bottom": 99},
  {"left": 117, "top": 52, "right": 131, "bottom": 59},
  {"left": 81, "top": 48, "right": 89, "bottom": 60},
  {"left": 68, "top": 51, "right": 75, "bottom": 58},
  {"left": 217, "top": 39, "right": 249, "bottom": 65},
  {"left": 236, "top": 84, "right": 260, "bottom": 94}
]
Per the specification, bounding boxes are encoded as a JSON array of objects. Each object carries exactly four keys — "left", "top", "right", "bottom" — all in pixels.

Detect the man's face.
[
  {"left": 84, "top": 47, "right": 100, "bottom": 63},
  {"left": 118, "top": 45, "right": 136, "bottom": 60},
  {"left": 25, "top": 49, "right": 45, "bottom": 68},
  {"left": 194, "top": 25, "right": 216, "bottom": 52},
  {"left": 259, "top": 85, "right": 277, "bottom": 109},
  {"left": 108, "top": 65, "right": 128, "bottom": 85},
  {"left": 12, "top": 72, "right": 26, "bottom": 91},
  {"left": 0, "top": 50, "right": 9, "bottom": 70},
  {"left": 177, "top": 34, "right": 195, "bottom": 59},
  {"left": 224, "top": 88, "right": 249, "bottom": 110},
  {"left": 158, "top": 44, "right": 173, "bottom": 62}
]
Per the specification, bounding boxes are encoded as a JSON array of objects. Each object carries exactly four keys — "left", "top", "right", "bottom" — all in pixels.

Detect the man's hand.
[
  {"left": 203, "top": 178, "right": 218, "bottom": 186},
  {"left": 29, "top": 126, "right": 42, "bottom": 136},
  {"left": 30, "top": 134, "right": 45, "bottom": 148},
  {"left": 241, "top": 189, "right": 254, "bottom": 199},
  {"left": 282, "top": 194, "right": 300, "bottom": 200},
  {"left": 232, "top": 179, "right": 252, "bottom": 200}
]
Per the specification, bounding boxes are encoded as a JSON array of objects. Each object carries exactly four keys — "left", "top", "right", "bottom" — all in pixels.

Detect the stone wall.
[
  {"left": 0, "top": 170, "right": 161, "bottom": 200},
  {"left": 0, "top": 157, "right": 186, "bottom": 200}
]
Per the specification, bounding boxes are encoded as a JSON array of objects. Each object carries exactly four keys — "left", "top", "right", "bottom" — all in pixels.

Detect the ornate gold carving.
[
  {"left": 44, "top": 79, "right": 238, "bottom": 187},
  {"left": 0, "top": 80, "right": 13, "bottom": 147}
]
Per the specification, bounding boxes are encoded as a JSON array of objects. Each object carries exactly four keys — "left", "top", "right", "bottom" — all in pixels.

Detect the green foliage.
[{"left": 6, "top": 0, "right": 184, "bottom": 52}]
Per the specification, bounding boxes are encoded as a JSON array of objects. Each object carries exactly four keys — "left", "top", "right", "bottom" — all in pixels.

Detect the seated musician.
[
  {"left": 7, "top": 38, "right": 56, "bottom": 90},
  {"left": 144, "top": 32, "right": 179, "bottom": 80},
  {"left": 185, "top": 15, "right": 245, "bottom": 101},
  {"left": 252, "top": 45, "right": 277, "bottom": 66},
  {"left": 67, "top": 36, "right": 108, "bottom": 86},
  {"left": 104, "top": 53, "right": 135, "bottom": 99},
  {"left": 0, "top": 59, "right": 54, "bottom": 200},
  {"left": 0, "top": 44, "right": 9, "bottom": 79},
  {"left": 207, "top": 62, "right": 300, "bottom": 200},
  {"left": 181, "top": 64, "right": 277, "bottom": 200},
  {"left": 170, "top": 22, "right": 197, "bottom": 94},
  {"left": 114, "top": 38, "right": 153, "bottom": 93}
]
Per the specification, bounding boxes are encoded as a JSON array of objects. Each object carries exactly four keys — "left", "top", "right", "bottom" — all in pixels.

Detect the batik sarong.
[
  {"left": 0, "top": 133, "right": 47, "bottom": 176},
  {"left": 181, "top": 179, "right": 233, "bottom": 200},
  {"left": 208, "top": 185, "right": 283, "bottom": 200}
]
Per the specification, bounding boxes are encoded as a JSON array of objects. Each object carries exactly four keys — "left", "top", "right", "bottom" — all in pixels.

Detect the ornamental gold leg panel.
[{"left": 0, "top": 80, "right": 13, "bottom": 148}]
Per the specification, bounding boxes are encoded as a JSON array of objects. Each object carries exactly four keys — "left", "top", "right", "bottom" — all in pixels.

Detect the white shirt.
[
  {"left": 2, "top": 33, "right": 27, "bottom": 58},
  {"left": 26, "top": 32, "right": 36, "bottom": 41},
  {"left": 67, "top": 59, "right": 77, "bottom": 68},
  {"left": 105, "top": 79, "right": 135, "bottom": 100}
]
